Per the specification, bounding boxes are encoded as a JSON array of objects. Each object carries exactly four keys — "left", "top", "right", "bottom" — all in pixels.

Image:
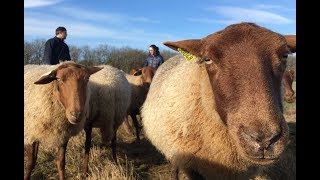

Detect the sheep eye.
[
  {"left": 204, "top": 58, "right": 213, "bottom": 64},
  {"left": 282, "top": 53, "right": 288, "bottom": 60},
  {"left": 56, "top": 78, "right": 64, "bottom": 84},
  {"left": 278, "top": 54, "right": 288, "bottom": 71},
  {"left": 280, "top": 54, "right": 288, "bottom": 64}
]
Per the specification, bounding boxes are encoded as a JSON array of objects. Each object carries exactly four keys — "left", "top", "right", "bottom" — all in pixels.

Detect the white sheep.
[
  {"left": 24, "top": 61, "right": 102, "bottom": 180},
  {"left": 141, "top": 22, "right": 296, "bottom": 179},
  {"left": 81, "top": 65, "right": 131, "bottom": 178}
]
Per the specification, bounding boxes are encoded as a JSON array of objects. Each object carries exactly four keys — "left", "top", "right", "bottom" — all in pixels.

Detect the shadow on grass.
[{"left": 117, "top": 137, "right": 168, "bottom": 179}]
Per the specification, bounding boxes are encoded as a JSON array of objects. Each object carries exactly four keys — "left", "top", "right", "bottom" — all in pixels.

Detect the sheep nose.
[
  {"left": 70, "top": 111, "right": 80, "bottom": 119},
  {"left": 240, "top": 127, "right": 281, "bottom": 151}
]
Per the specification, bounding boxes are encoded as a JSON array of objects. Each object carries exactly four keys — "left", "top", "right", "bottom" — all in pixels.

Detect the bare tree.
[
  {"left": 94, "top": 44, "right": 112, "bottom": 63},
  {"left": 24, "top": 39, "right": 46, "bottom": 64},
  {"left": 82, "top": 46, "right": 94, "bottom": 61},
  {"left": 106, "top": 47, "right": 147, "bottom": 72},
  {"left": 24, "top": 40, "right": 178, "bottom": 68},
  {"left": 69, "top": 45, "right": 82, "bottom": 62},
  {"left": 24, "top": 42, "right": 33, "bottom": 65},
  {"left": 32, "top": 39, "right": 46, "bottom": 64},
  {"left": 160, "top": 49, "right": 178, "bottom": 61}
]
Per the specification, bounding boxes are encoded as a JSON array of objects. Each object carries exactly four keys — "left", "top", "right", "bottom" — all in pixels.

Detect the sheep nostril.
[
  {"left": 70, "top": 111, "right": 80, "bottom": 119},
  {"left": 241, "top": 128, "right": 282, "bottom": 151},
  {"left": 266, "top": 131, "right": 282, "bottom": 148}
]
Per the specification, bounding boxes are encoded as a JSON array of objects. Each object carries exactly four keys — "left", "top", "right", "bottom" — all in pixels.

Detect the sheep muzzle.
[
  {"left": 235, "top": 120, "right": 289, "bottom": 165},
  {"left": 67, "top": 111, "right": 82, "bottom": 124}
]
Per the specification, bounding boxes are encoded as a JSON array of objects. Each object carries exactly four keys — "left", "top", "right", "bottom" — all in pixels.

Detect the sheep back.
[
  {"left": 125, "top": 74, "right": 149, "bottom": 115},
  {"left": 88, "top": 65, "right": 131, "bottom": 143}
]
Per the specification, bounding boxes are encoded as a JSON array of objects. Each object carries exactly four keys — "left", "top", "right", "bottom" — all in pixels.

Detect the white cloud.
[
  {"left": 255, "top": 4, "right": 282, "bottom": 10},
  {"left": 187, "top": 18, "right": 237, "bottom": 25},
  {"left": 255, "top": 4, "right": 296, "bottom": 12},
  {"left": 56, "top": 7, "right": 157, "bottom": 24},
  {"left": 130, "top": 17, "right": 160, "bottom": 23},
  {"left": 24, "top": 5, "right": 167, "bottom": 47},
  {"left": 24, "top": 13, "right": 180, "bottom": 49},
  {"left": 24, "top": 4, "right": 188, "bottom": 49},
  {"left": 24, "top": 0, "right": 62, "bottom": 8},
  {"left": 25, "top": 16, "right": 124, "bottom": 39},
  {"left": 206, "top": 6, "right": 293, "bottom": 24},
  {"left": 57, "top": 7, "right": 124, "bottom": 23}
]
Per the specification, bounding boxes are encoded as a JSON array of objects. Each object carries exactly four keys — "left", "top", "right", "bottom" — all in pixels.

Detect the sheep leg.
[
  {"left": 81, "top": 123, "right": 93, "bottom": 179},
  {"left": 131, "top": 114, "right": 141, "bottom": 141},
  {"left": 185, "top": 169, "right": 205, "bottom": 180},
  {"left": 172, "top": 166, "right": 179, "bottom": 180},
  {"left": 111, "top": 129, "right": 118, "bottom": 165},
  {"left": 124, "top": 116, "right": 135, "bottom": 135},
  {"left": 170, "top": 157, "right": 180, "bottom": 180},
  {"left": 24, "top": 141, "right": 39, "bottom": 180},
  {"left": 56, "top": 141, "right": 68, "bottom": 180}
]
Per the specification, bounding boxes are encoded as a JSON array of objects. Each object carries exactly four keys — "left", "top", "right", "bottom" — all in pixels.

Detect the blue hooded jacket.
[{"left": 144, "top": 54, "right": 164, "bottom": 68}]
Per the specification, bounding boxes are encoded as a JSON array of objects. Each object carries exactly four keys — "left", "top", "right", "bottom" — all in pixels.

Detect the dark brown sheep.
[{"left": 141, "top": 22, "right": 296, "bottom": 179}]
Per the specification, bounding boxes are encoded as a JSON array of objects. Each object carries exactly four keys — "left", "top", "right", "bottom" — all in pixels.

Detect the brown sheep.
[
  {"left": 282, "top": 69, "right": 295, "bottom": 103},
  {"left": 124, "top": 66, "right": 156, "bottom": 140},
  {"left": 141, "top": 22, "right": 296, "bottom": 179},
  {"left": 24, "top": 62, "right": 102, "bottom": 180},
  {"left": 129, "top": 67, "right": 141, "bottom": 75}
]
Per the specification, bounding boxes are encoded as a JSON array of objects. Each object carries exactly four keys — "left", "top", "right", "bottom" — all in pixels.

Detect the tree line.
[
  {"left": 24, "top": 39, "right": 296, "bottom": 76},
  {"left": 24, "top": 39, "right": 178, "bottom": 73}
]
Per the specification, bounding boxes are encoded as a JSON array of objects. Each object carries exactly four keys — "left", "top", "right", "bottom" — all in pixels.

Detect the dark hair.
[
  {"left": 55, "top": 26, "right": 67, "bottom": 35},
  {"left": 149, "top": 44, "right": 160, "bottom": 55}
]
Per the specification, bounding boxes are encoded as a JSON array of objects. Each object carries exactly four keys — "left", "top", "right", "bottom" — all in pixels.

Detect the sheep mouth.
[
  {"left": 68, "top": 118, "right": 78, "bottom": 125},
  {"left": 238, "top": 144, "right": 281, "bottom": 165},
  {"left": 67, "top": 111, "right": 83, "bottom": 124},
  {"left": 244, "top": 154, "right": 279, "bottom": 165},
  {"left": 284, "top": 96, "right": 296, "bottom": 103},
  {"left": 68, "top": 115, "right": 81, "bottom": 125}
]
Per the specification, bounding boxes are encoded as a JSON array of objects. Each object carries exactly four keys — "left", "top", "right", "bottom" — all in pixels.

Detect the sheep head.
[
  {"left": 141, "top": 66, "right": 156, "bottom": 84},
  {"left": 163, "top": 22, "right": 296, "bottom": 165},
  {"left": 283, "top": 70, "right": 295, "bottom": 103},
  {"left": 34, "top": 62, "right": 103, "bottom": 124},
  {"left": 132, "top": 66, "right": 156, "bottom": 87}
]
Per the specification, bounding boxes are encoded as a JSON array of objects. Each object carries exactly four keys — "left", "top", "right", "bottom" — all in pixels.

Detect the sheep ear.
[
  {"left": 284, "top": 35, "right": 296, "bottom": 53},
  {"left": 88, "top": 66, "right": 103, "bottom": 75},
  {"left": 133, "top": 69, "right": 142, "bottom": 76},
  {"left": 34, "top": 71, "right": 57, "bottom": 84},
  {"left": 163, "top": 39, "right": 203, "bottom": 58}
]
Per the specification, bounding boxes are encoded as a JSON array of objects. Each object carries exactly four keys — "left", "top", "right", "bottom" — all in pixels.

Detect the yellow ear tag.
[{"left": 177, "top": 48, "right": 197, "bottom": 62}]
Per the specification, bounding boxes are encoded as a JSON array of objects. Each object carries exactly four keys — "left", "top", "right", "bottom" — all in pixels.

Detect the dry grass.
[
  {"left": 283, "top": 81, "right": 296, "bottom": 122},
  {"left": 24, "top": 120, "right": 172, "bottom": 180},
  {"left": 24, "top": 81, "right": 296, "bottom": 180}
]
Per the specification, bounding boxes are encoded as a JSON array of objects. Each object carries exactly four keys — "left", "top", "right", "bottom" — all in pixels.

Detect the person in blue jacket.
[{"left": 144, "top": 44, "right": 164, "bottom": 69}]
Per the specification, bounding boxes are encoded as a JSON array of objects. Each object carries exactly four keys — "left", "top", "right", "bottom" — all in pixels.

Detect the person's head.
[
  {"left": 55, "top": 26, "right": 68, "bottom": 40},
  {"left": 149, "top": 44, "right": 160, "bottom": 56}
]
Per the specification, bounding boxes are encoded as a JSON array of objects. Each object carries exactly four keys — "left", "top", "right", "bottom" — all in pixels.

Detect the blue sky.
[{"left": 24, "top": 0, "right": 296, "bottom": 51}]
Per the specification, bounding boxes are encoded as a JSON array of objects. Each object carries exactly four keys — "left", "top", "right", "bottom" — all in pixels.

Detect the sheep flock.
[{"left": 24, "top": 22, "right": 296, "bottom": 180}]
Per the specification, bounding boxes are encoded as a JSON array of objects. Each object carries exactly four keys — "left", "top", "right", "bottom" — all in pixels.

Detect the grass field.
[
  {"left": 24, "top": 81, "right": 296, "bottom": 180},
  {"left": 283, "top": 81, "right": 296, "bottom": 122}
]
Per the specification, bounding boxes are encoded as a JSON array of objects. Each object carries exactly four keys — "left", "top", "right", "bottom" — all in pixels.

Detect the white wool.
[{"left": 87, "top": 65, "right": 131, "bottom": 143}]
